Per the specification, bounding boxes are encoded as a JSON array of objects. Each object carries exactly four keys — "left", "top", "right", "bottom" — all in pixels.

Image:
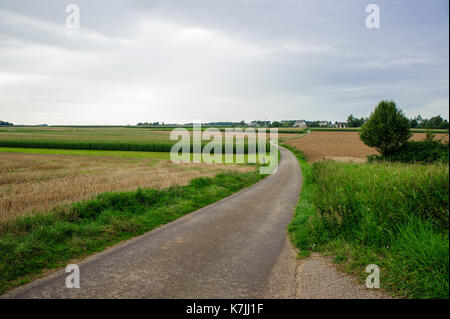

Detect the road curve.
[{"left": 3, "top": 147, "right": 302, "bottom": 299}]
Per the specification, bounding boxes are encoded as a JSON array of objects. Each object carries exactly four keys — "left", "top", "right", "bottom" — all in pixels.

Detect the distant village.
[
  {"left": 136, "top": 120, "right": 351, "bottom": 128},
  {"left": 135, "top": 114, "right": 448, "bottom": 129}
]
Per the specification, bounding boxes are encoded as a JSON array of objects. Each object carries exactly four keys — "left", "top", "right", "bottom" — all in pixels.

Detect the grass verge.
[
  {"left": 0, "top": 170, "right": 264, "bottom": 295},
  {"left": 282, "top": 143, "right": 449, "bottom": 299}
]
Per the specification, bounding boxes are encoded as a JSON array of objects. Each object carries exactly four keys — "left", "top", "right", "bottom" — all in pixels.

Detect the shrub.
[{"left": 368, "top": 140, "right": 449, "bottom": 164}]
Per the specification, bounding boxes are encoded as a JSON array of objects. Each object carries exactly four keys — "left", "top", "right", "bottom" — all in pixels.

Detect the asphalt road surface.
[{"left": 3, "top": 146, "right": 302, "bottom": 298}]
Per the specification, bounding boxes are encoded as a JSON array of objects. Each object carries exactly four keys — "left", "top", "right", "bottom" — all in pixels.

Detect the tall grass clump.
[{"left": 284, "top": 143, "right": 449, "bottom": 298}]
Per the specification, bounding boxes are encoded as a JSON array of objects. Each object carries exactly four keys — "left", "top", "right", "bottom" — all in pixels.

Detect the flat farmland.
[
  {"left": 0, "top": 127, "right": 293, "bottom": 152},
  {"left": 285, "top": 131, "right": 449, "bottom": 162},
  {"left": 0, "top": 152, "right": 253, "bottom": 221}
]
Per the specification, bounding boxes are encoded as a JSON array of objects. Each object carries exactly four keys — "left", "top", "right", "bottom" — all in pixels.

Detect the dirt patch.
[
  {"left": 285, "top": 131, "right": 377, "bottom": 162},
  {"left": 285, "top": 131, "right": 448, "bottom": 162}
]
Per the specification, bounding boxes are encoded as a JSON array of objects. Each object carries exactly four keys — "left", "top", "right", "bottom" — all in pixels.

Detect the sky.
[{"left": 0, "top": 0, "right": 448, "bottom": 125}]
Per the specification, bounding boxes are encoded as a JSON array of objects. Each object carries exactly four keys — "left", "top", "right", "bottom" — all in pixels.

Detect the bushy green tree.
[
  {"left": 347, "top": 114, "right": 365, "bottom": 127},
  {"left": 360, "top": 100, "right": 411, "bottom": 156}
]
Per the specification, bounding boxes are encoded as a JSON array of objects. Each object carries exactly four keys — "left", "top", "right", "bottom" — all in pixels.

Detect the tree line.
[{"left": 347, "top": 113, "right": 449, "bottom": 129}]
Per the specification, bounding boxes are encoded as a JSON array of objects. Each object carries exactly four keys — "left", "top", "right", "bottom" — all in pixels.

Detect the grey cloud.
[{"left": 0, "top": 0, "right": 448, "bottom": 124}]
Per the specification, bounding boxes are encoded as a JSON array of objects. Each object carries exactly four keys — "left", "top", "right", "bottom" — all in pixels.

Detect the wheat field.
[{"left": 0, "top": 152, "right": 253, "bottom": 221}]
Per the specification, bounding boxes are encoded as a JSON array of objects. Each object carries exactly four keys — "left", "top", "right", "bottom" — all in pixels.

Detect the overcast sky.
[{"left": 0, "top": 0, "right": 448, "bottom": 125}]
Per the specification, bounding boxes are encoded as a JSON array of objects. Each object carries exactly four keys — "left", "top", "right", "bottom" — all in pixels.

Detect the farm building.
[
  {"left": 293, "top": 120, "right": 307, "bottom": 128},
  {"left": 334, "top": 121, "right": 348, "bottom": 128}
]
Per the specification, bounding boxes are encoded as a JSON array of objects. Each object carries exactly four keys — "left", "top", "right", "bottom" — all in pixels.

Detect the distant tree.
[
  {"left": 410, "top": 115, "right": 448, "bottom": 129},
  {"left": 360, "top": 100, "right": 411, "bottom": 156},
  {"left": 0, "top": 120, "right": 13, "bottom": 126},
  {"left": 347, "top": 115, "right": 365, "bottom": 127},
  {"left": 428, "top": 115, "right": 444, "bottom": 129},
  {"left": 271, "top": 121, "right": 282, "bottom": 127},
  {"left": 307, "top": 121, "right": 320, "bottom": 128},
  {"left": 409, "top": 118, "right": 418, "bottom": 128},
  {"left": 347, "top": 115, "right": 355, "bottom": 127}
]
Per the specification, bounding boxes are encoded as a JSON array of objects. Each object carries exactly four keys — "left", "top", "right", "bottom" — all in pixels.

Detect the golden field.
[{"left": 0, "top": 152, "right": 253, "bottom": 221}]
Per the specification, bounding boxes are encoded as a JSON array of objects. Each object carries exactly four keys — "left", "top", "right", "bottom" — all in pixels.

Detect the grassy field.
[
  {"left": 283, "top": 143, "right": 449, "bottom": 298},
  {"left": 285, "top": 131, "right": 449, "bottom": 162},
  {"left": 0, "top": 170, "right": 264, "bottom": 294}
]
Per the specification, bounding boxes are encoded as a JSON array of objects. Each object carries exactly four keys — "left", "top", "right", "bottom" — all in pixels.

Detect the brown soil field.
[
  {"left": 0, "top": 153, "right": 253, "bottom": 221},
  {"left": 285, "top": 131, "right": 449, "bottom": 163}
]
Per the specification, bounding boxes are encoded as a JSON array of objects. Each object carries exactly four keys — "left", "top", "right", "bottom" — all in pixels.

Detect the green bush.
[{"left": 369, "top": 140, "right": 449, "bottom": 164}]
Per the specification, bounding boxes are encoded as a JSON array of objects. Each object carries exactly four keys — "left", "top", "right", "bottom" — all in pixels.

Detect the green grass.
[
  {"left": 283, "top": 143, "right": 449, "bottom": 299},
  {"left": 0, "top": 147, "right": 275, "bottom": 166},
  {"left": 0, "top": 147, "right": 172, "bottom": 160},
  {"left": 0, "top": 170, "right": 265, "bottom": 295}
]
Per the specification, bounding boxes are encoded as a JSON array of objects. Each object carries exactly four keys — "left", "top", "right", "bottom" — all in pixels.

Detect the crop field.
[
  {"left": 0, "top": 152, "right": 254, "bottom": 222},
  {"left": 0, "top": 127, "right": 292, "bottom": 152},
  {"left": 0, "top": 126, "right": 282, "bottom": 222},
  {"left": 0, "top": 126, "right": 275, "bottom": 293},
  {"left": 285, "top": 131, "right": 449, "bottom": 162}
]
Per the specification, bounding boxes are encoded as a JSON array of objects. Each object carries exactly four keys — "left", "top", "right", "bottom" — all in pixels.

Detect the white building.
[
  {"left": 293, "top": 120, "right": 307, "bottom": 128},
  {"left": 334, "top": 121, "right": 348, "bottom": 128}
]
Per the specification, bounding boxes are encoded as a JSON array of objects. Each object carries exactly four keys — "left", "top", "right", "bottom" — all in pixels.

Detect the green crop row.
[{"left": 0, "top": 140, "right": 272, "bottom": 154}]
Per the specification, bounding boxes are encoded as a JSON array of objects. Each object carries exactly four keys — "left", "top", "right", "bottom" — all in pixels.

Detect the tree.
[
  {"left": 0, "top": 120, "right": 13, "bottom": 126},
  {"left": 271, "top": 121, "right": 282, "bottom": 127},
  {"left": 428, "top": 115, "right": 443, "bottom": 129},
  {"left": 360, "top": 100, "right": 411, "bottom": 156},
  {"left": 409, "top": 118, "right": 418, "bottom": 128},
  {"left": 347, "top": 114, "right": 365, "bottom": 127}
]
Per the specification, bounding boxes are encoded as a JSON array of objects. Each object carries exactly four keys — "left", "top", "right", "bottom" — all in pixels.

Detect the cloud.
[{"left": 0, "top": 0, "right": 448, "bottom": 124}]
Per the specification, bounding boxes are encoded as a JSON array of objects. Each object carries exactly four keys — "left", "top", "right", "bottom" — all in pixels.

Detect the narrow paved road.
[{"left": 3, "top": 147, "right": 302, "bottom": 299}]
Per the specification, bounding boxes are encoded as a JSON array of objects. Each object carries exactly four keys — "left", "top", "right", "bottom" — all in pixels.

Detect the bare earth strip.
[{"left": 2, "top": 147, "right": 391, "bottom": 299}]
